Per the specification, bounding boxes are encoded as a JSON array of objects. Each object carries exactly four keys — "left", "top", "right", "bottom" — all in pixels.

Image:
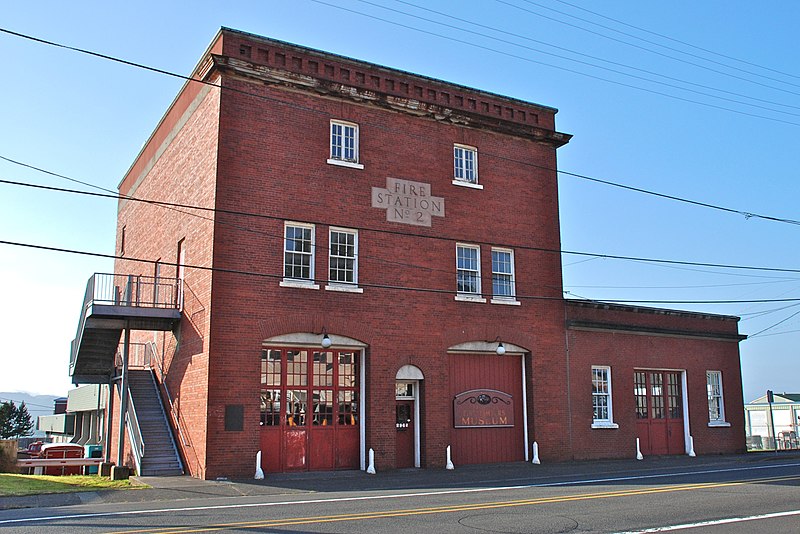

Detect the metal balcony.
[{"left": 69, "top": 273, "right": 182, "bottom": 384}]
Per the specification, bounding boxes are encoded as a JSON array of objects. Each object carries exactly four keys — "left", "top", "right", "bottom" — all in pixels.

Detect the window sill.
[
  {"left": 451, "top": 179, "right": 483, "bottom": 190},
  {"left": 325, "top": 284, "right": 364, "bottom": 293},
  {"left": 591, "top": 422, "right": 619, "bottom": 429},
  {"left": 708, "top": 421, "right": 731, "bottom": 428},
  {"left": 455, "top": 294, "right": 487, "bottom": 303},
  {"left": 327, "top": 158, "right": 364, "bottom": 170},
  {"left": 491, "top": 298, "right": 520, "bottom": 306},
  {"left": 280, "top": 279, "right": 320, "bottom": 290}
]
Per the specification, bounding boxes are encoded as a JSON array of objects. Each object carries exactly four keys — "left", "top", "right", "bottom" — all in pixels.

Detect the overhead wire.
[
  {"left": 1, "top": 27, "right": 799, "bottom": 228},
  {"left": 501, "top": 0, "right": 800, "bottom": 95},
  {"left": 303, "top": 1, "right": 800, "bottom": 127},
  {"left": 379, "top": 0, "right": 800, "bottom": 115},
  {"left": 2, "top": 238, "right": 799, "bottom": 306},
  {"left": 550, "top": 0, "right": 800, "bottom": 83},
  {"left": 3, "top": 174, "right": 800, "bottom": 276}
]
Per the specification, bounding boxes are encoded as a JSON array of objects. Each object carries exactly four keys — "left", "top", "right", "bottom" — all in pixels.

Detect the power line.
[
  {"left": 378, "top": 0, "right": 800, "bottom": 116},
  {"left": 550, "top": 0, "right": 800, "bottom": 83},
  {"left": 749, "top": 307, "right": 800, "bottom": 338},
  {"left": 2, "top": 28, "right": 799, "bottom": 227},
  {"left": 2, "top": 238, "right": 799, "bottom": 306},
  {"left": 305, "top": 1, "right": 800, "bottom": 127},
  {"left": 502, "top": 0, "right": 800, "bottom": 96},
  {"left": 4, "top": 174, "right": 800, "bottom": 275}
]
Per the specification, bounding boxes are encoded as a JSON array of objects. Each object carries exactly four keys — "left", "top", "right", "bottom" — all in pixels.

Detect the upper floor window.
[
  {"left": 456, "top": 244, "right": 482, "bottom": 300},
  {"left": 453, "top": 144, "right": 481, "bottom": 188},
  {"left": 707, "top": 371, "right": 728, "bottom": 426},
  {"left": 328, "top": 228, "right": 360, "bottom": 291},
  {"left": 491, "top": 248, "right": 516, "bottom": 301},
  {"left": 283, "top": 223, "right": 315, "bottom": 286},
  {"left": 328, "top": 120, "right": 363, "bottom": 169},
  {"left": 592, "top": 366, "right": 617, "bottom": 428}
]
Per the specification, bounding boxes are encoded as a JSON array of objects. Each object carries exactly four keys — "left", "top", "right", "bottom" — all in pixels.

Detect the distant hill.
[{"left": 0, "top": 392, "right": 61, "bottom": 437}]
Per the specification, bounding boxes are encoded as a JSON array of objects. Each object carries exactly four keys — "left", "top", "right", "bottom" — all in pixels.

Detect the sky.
[{"left": 0, "top": 1, "right": 798, "bottom": 403}]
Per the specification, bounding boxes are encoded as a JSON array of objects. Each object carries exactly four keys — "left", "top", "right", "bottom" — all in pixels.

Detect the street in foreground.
[{"left": 1, "top": 457, "right": 799, "bottom": 533}]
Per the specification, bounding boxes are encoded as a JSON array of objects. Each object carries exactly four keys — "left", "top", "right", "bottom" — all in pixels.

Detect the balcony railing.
[{"left": 70, "top": 273, "right": 182, "bottom": 376}]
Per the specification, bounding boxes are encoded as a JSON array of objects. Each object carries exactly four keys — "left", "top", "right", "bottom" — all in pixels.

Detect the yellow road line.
[{"left": 110, "top": 474, "right": 800, "bottom": 534}]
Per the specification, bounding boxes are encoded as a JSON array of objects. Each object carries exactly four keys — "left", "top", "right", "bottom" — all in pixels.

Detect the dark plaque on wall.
[{"left": 453, "top": 389, "right": 514, "bottom": 428}]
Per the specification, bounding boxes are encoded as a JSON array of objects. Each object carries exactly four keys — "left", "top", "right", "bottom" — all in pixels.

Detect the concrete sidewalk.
[{"left": 3, "top": 451, "right": 799, "bottom": 511}]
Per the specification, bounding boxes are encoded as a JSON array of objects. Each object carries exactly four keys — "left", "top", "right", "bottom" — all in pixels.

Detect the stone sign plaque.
[
  {"left": 453, "top": 389, "right": 514, "bottom": 428},
  {"left": 372, "top": 177, "right": 445, "bottom": 227}
]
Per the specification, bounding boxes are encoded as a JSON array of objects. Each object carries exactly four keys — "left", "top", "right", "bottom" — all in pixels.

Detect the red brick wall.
[
  {"left": 565, "top": 302, "right": 746, "bottom": 460},
  {"left": 198, "top": 67, "right": 567, "bottom": 476},
  {"left": 112, "top": 80, "right": 221, "bottom": 479}
]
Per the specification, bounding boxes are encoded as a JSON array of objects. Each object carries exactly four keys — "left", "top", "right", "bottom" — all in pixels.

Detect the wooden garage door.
[
  {"left": 635, "top": 370, "right": 685, "bottom": 456},
  {"left": 449, "top": 354, "right": 524, "bottom": 465}
]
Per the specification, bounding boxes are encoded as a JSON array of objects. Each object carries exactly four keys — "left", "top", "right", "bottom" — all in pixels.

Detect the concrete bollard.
[
  {"left": 446, "top": 445, "right": 454, "bottom": 470},
  {"left": 636, "top": 438, "right": 643, "bottom": 461},
  {"left": 110, "top": 465, "right": 130, "bottom": 480},
  {"left": 367, "top": 448, "right": 376, "bottom": 474},
  {"left": 532, "top": 441, "right": 541, "bottom": 464},
  {"left": 688, "top": 436, "right": 696, "bottom": 457},
  {"left": 255, "top": 451, "right": 265, "bottom": 480}
]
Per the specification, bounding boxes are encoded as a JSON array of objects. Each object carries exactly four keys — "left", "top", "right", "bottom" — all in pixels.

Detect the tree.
[
  {"left": 0, "top": 400, "right": 34, "bottom": 439},
  {"left": 13, "top": 402, "right": 34, "bottom": 438}
]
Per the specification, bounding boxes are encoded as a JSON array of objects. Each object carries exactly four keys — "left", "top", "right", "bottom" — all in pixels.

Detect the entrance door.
[
  {"left": 395, "top": 400, "right": 415, "bottom": 468},
  {"left": 635, "top": 371, "right": 684, "bottom": 455},
  {"left": 260, "top": 348, "right": 360, "bottom": 472}
]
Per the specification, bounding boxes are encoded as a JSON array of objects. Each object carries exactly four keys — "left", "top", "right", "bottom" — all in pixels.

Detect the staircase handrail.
[
  {"left": 147, "top": 342, "right": 198, "bottom": 468},
  {"left": 69, "top": 275, "right": 97, "bottom": 375},
  {"left": 125, "top": 384, "right": 145, "bottom": 476}
]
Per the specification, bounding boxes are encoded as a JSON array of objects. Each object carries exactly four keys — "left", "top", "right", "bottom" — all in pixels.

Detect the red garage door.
[
  {"left": 635, "top": 370, "right": 685, "bottom": 456},
  {"left": 449, "top": 354, "right": 525, "bottom": 465},
  {"left": 260, "top": 348, "right": 360, "bottom": 472}
]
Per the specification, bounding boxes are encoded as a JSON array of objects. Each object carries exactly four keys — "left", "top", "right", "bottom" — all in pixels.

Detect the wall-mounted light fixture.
[
  {"left": 321, "top": 328, "right": 332, "bottom": 349},
  {"left": 494, "top": 336, "right": 506, "bottom": 356}
]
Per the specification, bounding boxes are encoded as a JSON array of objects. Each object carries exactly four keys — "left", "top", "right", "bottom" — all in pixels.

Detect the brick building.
[{"left": 69, "top": 28, "right": 746, "bottom": 479}]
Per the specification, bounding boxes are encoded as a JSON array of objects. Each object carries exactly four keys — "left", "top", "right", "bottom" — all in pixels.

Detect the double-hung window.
[
  {"left": 282, "top": 223, "right": 317, "bottom": 288},
  {"left": 327, "top": 228, "right": 362, "bottom": 292},
  {"left": 706, "top": 371, "right": 728, "bottom": 426},
  {"left": 456, "top": 244, "right": 483, "bottom": 301},
  {"left": 328, "top": 120, "right": 363, "bottom": 169},
  {"left": 592, "top": 366, "right": 617, "bottom": 428},
  {"left": 453, "top": 144, "right": 481, "bottom": 188},
  {"left": 491, "top": 248, "right": 518, "bottom": 304}
]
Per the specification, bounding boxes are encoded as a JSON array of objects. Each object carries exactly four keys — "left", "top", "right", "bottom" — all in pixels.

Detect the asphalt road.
[{"left": 2, "top": 458, "right": 799, "bottom": 533}]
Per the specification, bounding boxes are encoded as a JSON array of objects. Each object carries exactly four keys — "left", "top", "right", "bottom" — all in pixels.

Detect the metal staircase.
[{"left": 127, "top": 369, "right": 184, "bottom": 476}]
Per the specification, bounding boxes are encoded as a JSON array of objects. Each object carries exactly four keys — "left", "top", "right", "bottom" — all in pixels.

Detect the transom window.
[
  {"left": 284, "top": 223, "right": 314, "bottom": 282},
  {"left": 330, "top": 120, "right": 359, "bottom": 164},
  {"left": 329, "top": 228, "right": 357, "bottom": 285},
  {"left": 454, "top": 144, "right": 478, "bottom": 184},
  {"left": 491, "top": 248, "right": 515, "bottom": 299},
  {"left": 707, "top": 371, "right": 726, "bottom": 424},
  {"left": 456, "top": 244, "right": 481, "bottom": 295}
]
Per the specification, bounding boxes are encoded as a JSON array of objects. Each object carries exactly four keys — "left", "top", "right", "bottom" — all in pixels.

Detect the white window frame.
[
  {"left": 490, "top": 248, "right": 519, "bottom": 305},
  {"left": 326, "top": 227, "right": 362, "bottom": 293},
  {"left": 280, "top": 222, "right": 319, "bottom": 289},
  {"left": 707, "top": 370, "right": 730, "bottom": 427},
  {"left": 591, "top": 366, "right": 618, "bottom": 429},
  {"left": 327, "top": 120, "right": 364, "bottom": 169},
  {"left": 452, "top": 144, "right": 482, "bottom": 189},
  {"left": 455, "top": 243, "right": 485, "bottom": 302}
]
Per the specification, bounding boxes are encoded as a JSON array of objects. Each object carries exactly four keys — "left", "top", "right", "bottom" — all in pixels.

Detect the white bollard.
[
  {"left": 636, "top": 438, "right": 643, "bottom": 461},
  {"left": 254, "top": 451, "right": 265, "bottom": 480},
  {"left": 446, "top": 445, "right": 454, "bottom": 470},
  {"left": 688, "top": 436, "right": 696, "bottom": 457},
  {"left": 531, "top": 441, "right": 541, "bottom": 464},
  {"left": 367, "top": 448, "right": 376, "bottom": 474}
]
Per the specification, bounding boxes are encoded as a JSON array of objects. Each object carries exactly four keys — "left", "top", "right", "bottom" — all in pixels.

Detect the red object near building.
[
  {"left": 76, "top": 28, "right": 746, "bottom": 480},
  {"left": 40, "top": 444, "right": 84, "bottom": 476}
]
